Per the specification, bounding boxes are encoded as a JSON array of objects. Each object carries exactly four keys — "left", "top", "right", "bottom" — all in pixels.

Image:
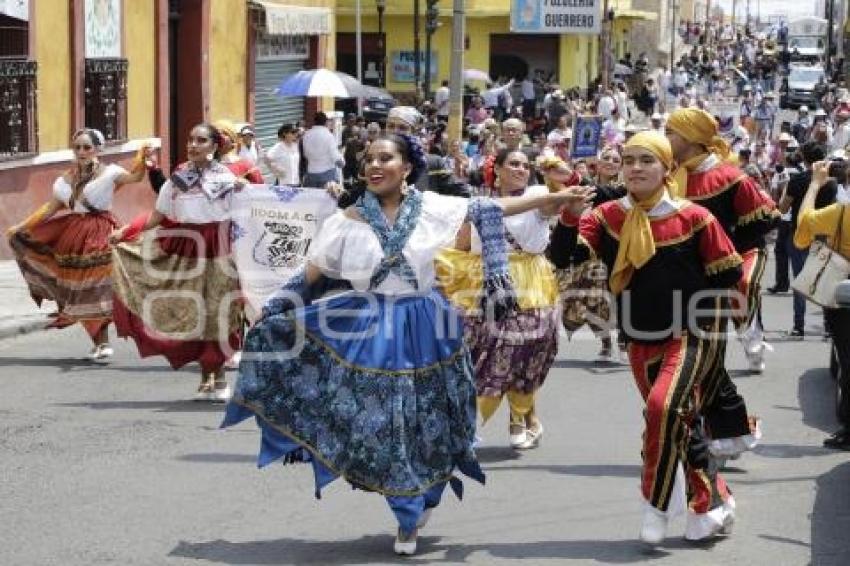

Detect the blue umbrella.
[{"left": 275, "top": 69, "right": 373, "bottom": 98}]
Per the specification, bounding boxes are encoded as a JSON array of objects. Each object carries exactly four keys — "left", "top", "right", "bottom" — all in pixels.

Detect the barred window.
[
  {"left": 0, "top": 4, "right": 36, "bottom": 159},
  {"left": 0, "top": 58, "right": 37, "bottom": 158},
  {"left": 84, "top": 58, "right": 128, "bottom": 143}
]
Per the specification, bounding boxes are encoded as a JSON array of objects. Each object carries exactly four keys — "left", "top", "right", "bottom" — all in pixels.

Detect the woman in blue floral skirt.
[{"left": 222, "top": 134, "right": 586, "bottom": 555}]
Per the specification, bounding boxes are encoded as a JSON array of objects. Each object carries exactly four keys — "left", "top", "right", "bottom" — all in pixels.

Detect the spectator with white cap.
[{"left": 238, "top": 123, "right": 260, "bottom": 165}]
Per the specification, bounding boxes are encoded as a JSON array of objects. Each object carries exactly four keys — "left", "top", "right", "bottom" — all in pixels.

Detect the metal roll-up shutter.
[{"left": 254, "top": 58, "right": 306, "bottom": 166}]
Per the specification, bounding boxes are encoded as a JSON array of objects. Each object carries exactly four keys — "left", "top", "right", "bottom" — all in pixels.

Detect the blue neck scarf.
[
  {"left": 467, "top": 197, "right": 518, "bottom": 320},
  {"left": 355, "top": 188, "right": 423, "bottom": 291}
]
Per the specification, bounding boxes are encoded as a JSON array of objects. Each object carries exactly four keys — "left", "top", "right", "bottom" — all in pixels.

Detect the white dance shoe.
[
  {"left": 640, "top": 504, "right": 669, "bottom": 546},
  {"left": 517, "top": 422, "right": 544, "bottom": 450},
  {"left": 685, "top": 497, "right": 735, "bottom": 542},
  {"left": 393, "top": 528, "right": 417, "bottom": 556},
  {"left": 509, "top": 427, "right": 527, "bottom": 449},
  {"left": 87, "top": 343, "right": 114, "bottom": 362}
]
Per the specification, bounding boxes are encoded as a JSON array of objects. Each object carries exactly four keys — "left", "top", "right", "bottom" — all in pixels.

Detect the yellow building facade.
[
  {"left": 336, "top": 0, "right": 599, "bottom": 94},
  {"left": 336, "top": 0, "right": 652, "bottom": 96}
]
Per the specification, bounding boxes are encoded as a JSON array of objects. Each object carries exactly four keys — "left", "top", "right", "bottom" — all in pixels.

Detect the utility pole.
[
  {"left": 447, "top": 0, "right": 464, "bottom": 142},
  {"left": 414, "top": 0, "right": 421, "bottom": 101},
  {"left": 355, "top": 0, "right": 362, "bottom": 114},
  {"left": 425, "top": 0, "right": 439, "bottom": 101},
  {"left": 670, "top": 1, "right": 678, "bottom": 69},
  {"left": 826, "top": 0, "right": 835, "bottom": 76},
  {"left": 732, "top": 0, "right": 737, "bottom": 27},
  {"left": 601, "top": 0, "right": 611, "bottom": 90}
]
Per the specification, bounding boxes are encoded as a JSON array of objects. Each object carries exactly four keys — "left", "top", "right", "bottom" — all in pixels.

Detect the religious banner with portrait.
[
  {"left": 230, "top": 185, "right": 338, "bottom": 319},
  {"left": 570, "top": 115, "right": 604, "bottom": 159},
  {"left": 85, "top": 0, "right": 121, "bottom": 58}
]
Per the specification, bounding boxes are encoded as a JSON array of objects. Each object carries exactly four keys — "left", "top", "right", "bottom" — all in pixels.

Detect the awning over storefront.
[
  {"left": 253, "top": 1, "right": 332, "bottom": 36},
  {"left": 616, "top": 9, "right": 657, "bottom": 20}
]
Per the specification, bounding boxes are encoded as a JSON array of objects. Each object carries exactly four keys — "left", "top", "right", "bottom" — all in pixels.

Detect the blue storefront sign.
[
  {"left": 391, "top": 51, "right": 439, "bottom": 83},
  {"left": 511, "top": 0, "right": 601, "bottom": 35}
]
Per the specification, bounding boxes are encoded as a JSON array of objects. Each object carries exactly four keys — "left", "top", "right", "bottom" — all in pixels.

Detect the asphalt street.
[{"left": 1, "top": 261, "right": 849, "bottom": 566}]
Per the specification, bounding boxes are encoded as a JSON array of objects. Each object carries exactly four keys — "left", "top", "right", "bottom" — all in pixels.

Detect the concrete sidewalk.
[{"left": 0, "top": 260, "right": 53, "bottom": 340}]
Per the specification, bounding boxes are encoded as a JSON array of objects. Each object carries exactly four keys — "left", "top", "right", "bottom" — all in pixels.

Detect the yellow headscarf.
[
  {"left": 609, "top": 131, "right": 674, "bottom": 294},
  {"left": 666, "top": 108, "right": 730, "bottom": 198},
  {"left": 212, "top": 119, "right": 240, "bottom": 156}
]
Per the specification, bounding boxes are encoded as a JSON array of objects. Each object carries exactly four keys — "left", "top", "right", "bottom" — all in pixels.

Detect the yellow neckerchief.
[
  {"left": 671, "top": 152, "right": 711, "bottom": 199},
  {"left": 609, "top": 188, "right": 666, "bottom": 294}
]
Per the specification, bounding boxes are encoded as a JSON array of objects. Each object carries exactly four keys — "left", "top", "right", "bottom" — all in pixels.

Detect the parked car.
[
  {"left": 362, "top": 96, "right": 396, "bottom": 125},
  {"left": 780, "top": 65, "right": 824, "bottom": 109}
]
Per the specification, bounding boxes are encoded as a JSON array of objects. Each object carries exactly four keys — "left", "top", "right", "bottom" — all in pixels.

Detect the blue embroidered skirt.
[{"left": 223, "top": 289, "right": 484, "bottom": 500}]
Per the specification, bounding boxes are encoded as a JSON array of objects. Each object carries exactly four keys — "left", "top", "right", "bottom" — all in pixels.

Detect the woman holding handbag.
[{"left": 794, "top": 160, "right": 850, "bottom": 449}]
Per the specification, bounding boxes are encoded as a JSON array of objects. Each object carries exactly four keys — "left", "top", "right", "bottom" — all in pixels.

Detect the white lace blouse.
[
  {"left": 155, "top": 166, "right": 238, "bottom": 223},
  {"left": 307, "top": 191, "right": 468, "bottom": 294},
  {"left": 470, "top": 184, "right": 550, "bottom": 254},
  {"left": 52, "top": 164, "right": 127, "bottom": 213}
]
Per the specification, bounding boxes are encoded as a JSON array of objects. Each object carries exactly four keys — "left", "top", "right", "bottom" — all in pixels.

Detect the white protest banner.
[
  {"left": 510, "top": 0, "right": 601, "bottom": 35},
  {"left": 230, "top": 185, "right": 338, "bottom": 320}
]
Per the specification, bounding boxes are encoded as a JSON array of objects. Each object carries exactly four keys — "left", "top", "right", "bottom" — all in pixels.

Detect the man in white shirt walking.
[
  {"left": 521, "top": 75, "right": 537, "bottom": 120},
  {"left": 264, "top": 124, "right": 301, "bottom": 186},
  {"left": 301, "top": 112, "right": 344, "bottom": 188}
]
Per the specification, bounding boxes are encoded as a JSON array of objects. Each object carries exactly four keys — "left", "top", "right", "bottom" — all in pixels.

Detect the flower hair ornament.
[{"left": 396, "top": 133, "right": 429, "bottom": 184}]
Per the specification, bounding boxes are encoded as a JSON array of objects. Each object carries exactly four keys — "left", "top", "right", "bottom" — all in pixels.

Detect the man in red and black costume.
[
  {"left": 550, "top": 131, "right": 743, "bottom": 545},
  {"left": 666, "top": 108, "right": 780, "bottom": 461}
]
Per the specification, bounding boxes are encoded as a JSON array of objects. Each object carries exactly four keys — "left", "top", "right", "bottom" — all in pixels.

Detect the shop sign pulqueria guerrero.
[{"left": 510, "top": 0, "right": 601, "bottom": 35}]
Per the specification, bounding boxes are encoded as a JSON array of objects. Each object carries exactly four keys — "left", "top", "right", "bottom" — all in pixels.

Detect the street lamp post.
[
  {"left": 425, "top": 0, "right": 439, "bottom": 101},
  {"left": 414, "top": 0, "right": 421, "bottom": 101},
  {"left": 670, "top": 2, "right": 678, "bottom": 70},
  {"left": 376, "top": 0, "right": 386, "bottom": 88},
  {"left": 601, "top": 0, "right": 611, "bottom": 90}
]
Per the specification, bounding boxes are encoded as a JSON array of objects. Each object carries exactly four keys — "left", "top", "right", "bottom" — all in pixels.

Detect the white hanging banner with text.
[
  {"left": 510, "top": 0, "right": 601, "bottom": 34},
  {"left": 230, "top": 186, "right": 338, "bottom": 320}
]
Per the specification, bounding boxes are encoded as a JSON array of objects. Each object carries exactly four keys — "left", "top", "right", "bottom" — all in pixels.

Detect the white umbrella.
[
  {"left": 275, "top": 69, "right": 372, "bottom": 98},
  {"left": 464, "top": 68, "right": 492, "bottom": 83}
]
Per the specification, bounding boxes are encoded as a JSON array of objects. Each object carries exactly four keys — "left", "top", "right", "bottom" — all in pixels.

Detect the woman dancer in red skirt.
[{"left": 7, "top": 128, "right": 147, "bottom": 360}]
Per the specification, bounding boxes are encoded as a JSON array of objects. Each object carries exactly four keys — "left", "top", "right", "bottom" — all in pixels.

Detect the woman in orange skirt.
[{"left": 6, "top": 128, "right": 148, "bottom": 360}]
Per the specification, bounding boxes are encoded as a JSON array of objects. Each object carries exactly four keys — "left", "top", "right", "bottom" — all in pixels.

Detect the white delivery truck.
[{"left": 786, "top": 17, "right": 828, "bottom": 63}]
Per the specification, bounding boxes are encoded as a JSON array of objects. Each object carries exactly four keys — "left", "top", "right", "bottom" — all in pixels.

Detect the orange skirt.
[{"left": 9, "top": 212, "right": 117, "bottom": 338}]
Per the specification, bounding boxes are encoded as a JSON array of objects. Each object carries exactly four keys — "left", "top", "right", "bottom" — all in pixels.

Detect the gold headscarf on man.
[
  {"left": 212, "top": 119, "right": 240, "bottom": 155},
  {"left": 666, "top": 108, "right": 730, "bottom": 159},
  {"left": 609, "top": 131, "right": 676, "bottom": 294},
  {"left": 666, "top": 108, "right": 730, "bottom": 198},
  {"left": 624, "top": 130, "right": 678, "bottom": 192}
]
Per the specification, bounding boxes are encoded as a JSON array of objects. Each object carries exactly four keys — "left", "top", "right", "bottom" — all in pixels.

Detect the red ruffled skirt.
[{"left": 112, "top": 219, "right": 242, "bottom": 372}]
